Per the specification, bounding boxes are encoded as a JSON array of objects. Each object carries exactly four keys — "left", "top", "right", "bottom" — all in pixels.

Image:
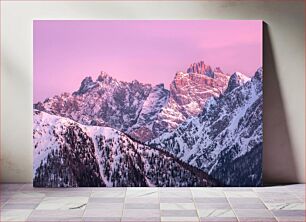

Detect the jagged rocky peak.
[
  {"left": 150, "top": 83, "right": 168, "bottom": 94},
  {"left": 251, "top": 67, "right": 263, "bottom": 94},
  {"left": 74, "top": 70, "right": 116, "bottom": 95},
  {"left": 150, "top": 61, "right": 231, "bottom": 136},
  {"left": 127, "top": 82, "right": 169, "bottom": 142},
  {"left": 172, "top": 70, "right": 213, "bottom": 89},
  {"left": 131, "top": 79, "right": 140, "bottom": 85},
  {"left": 187, "top": 61, "right": 214, "bottom": 78},
  {"left": 154, "top": 83, "right": 165, "bottom": 89},
  {"left": 75, "top": 76, "right": 98, "bottom": 95},
  {"left": 254, "top": 67, "right": 263, "bottom": 81},
  {"left": 224, "top": 71, "right": 251, "bottom": 94},
  {"left": 96, "top": 71, "right": 113, "bottom": 83},
  {"left": 171, "top": 61, "right": 229, "bottom": 92},
  {"left": 214, "top": 67, "right": 223, "bottom": 73},
  {"left": 173, "top": 71, "right": 188, "bottom": 81},
  {"left": 82, "top": 76, "right": 93, "bottom": 85},
  {"left": 130, "top": 79, "right": 151, "bottom": 88}
]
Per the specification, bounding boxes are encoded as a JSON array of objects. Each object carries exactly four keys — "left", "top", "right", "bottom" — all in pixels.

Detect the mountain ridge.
[{"left": 35, "top": 61, "right": 237, "bottom": 142}]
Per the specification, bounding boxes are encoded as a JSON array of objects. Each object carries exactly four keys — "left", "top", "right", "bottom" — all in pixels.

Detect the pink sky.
[{"left": 34, "top": 20, "right": 262, "bottom": 102}]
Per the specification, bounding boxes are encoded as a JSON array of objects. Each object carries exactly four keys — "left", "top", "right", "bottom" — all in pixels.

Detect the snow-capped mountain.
[
  {"left": 150, "top": 63, "right": 230, "bottom": 136},
  {"left": 33, "top": 110, "right": 219, "bottom": 187},
  {"left": 149, "top": 68, "right": 263, "bottom": 186},
  {"left": 35, "top": 72, "right": 152, "bottom": 131},
  {"left": 224, "top": 72, "right": 251, "bottom": 94},
  {"left": 127, "top": 83, "right": 169, "bottom": 141},
  {"left": 34, "top": 61, "right": 231, "bottom": 142},
  {"left": 187, "top": 61, "right": 215, "bottom": 77}
]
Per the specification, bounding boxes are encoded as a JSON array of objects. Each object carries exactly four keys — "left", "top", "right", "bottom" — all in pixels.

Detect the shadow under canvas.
[{"left": 262, "top": 22, "right": 298, "bottom": 185}]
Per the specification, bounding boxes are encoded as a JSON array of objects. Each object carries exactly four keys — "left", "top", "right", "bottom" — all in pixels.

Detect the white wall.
[{"left": 1, "top": 1, "right": 305, "bottom": 184}]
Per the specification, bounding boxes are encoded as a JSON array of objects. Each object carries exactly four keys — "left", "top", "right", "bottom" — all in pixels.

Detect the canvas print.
[{"left": 33, "top": 20, "right": 263, "bottom": 187}]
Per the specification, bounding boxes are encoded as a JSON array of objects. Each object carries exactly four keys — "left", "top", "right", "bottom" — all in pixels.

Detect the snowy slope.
[
  {"left": 33, "top": 110, "right": 104, "bottom": 187},
  {"left": 149, "top": 68, "right": 263, "bottom": 186},
  {"left": 33, "top": 110, "right": 219, "bottom": 187}
]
